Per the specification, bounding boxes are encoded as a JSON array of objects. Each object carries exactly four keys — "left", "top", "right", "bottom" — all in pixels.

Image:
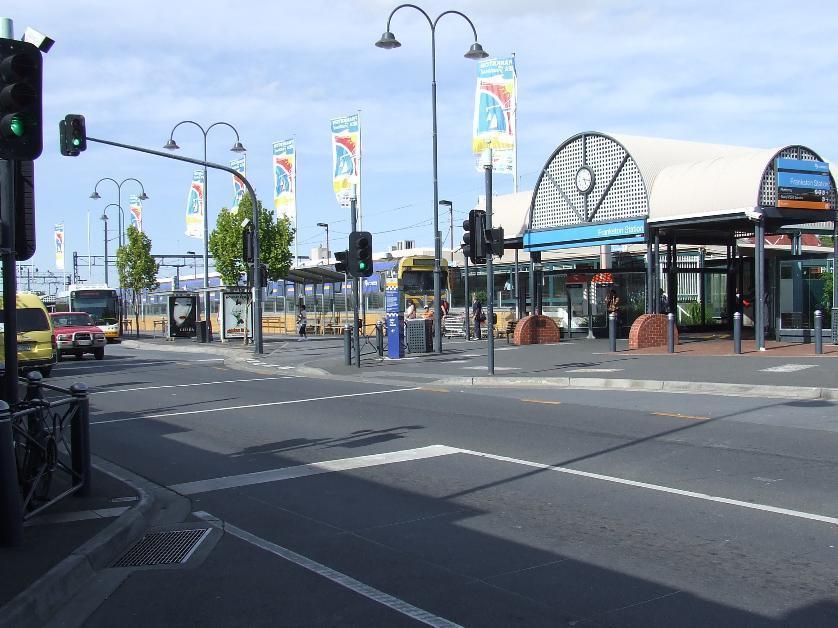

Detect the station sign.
[
  {"left": 775, "top": 158, "right": 832, "bottom": 210},
  {"left": 524, "top": 219, "right": 646, "bottom": 252}
]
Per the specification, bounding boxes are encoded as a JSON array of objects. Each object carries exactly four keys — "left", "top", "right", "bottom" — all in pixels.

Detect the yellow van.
[{"left": 0, "top": 293, "right": 57, "bottom": 377}]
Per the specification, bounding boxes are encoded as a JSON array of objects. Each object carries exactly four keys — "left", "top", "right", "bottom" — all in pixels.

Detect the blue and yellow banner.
[
  {"left": 230, "top": 156, "right": 246, "bottom": 213},
  {"left": 472, "top": 57, "right": 517, "bottom": 174},
  {"left": 273, "top": 139, "right": 296, "bottom": 221},
  {"left": 128, "top": 195, "right": 143, "bottom": 232},
  {"left": 185, "top": 170, "right": 204, "bottom": 239},
  {"left": 331, "top": 114, "right": 360, "bottom": 207},
  {"left": 54, "top": 223, "right": 65, "bottom": 270}
]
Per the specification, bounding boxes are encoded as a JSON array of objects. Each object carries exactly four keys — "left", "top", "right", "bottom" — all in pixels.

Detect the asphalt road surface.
[{"left": 51, "top": 345, "right": 838, "bottom": 627}]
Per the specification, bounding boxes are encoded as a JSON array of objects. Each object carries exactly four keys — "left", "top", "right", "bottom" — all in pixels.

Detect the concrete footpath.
[{"left": 121, "top": 333, "right": 838, "bottom": 400}]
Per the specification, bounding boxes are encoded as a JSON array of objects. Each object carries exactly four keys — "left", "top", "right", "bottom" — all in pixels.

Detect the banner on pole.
[
  {"left": 231, "top": 155, "right": 246, "bottom": 212},
  {"left": 331, "top": 114, "right": 360, "bottom": 207},
  {"left": 273, "top": 139, "right": 296, "bottom": 221},
  {"left": 54, "top": 223, "right": 65, "bottom": 270},
  {"left": 128, "top": 194, "right": 143, "bottom": 232},
  {"left": 472, "top": 57, "right": 517, "bottom": 174},
  {"left": 185, "top": 169, "right": 204, "bottom": 239}
]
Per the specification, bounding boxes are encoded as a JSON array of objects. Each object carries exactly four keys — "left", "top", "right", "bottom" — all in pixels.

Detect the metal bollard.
[
  {"left": 814, "top": 310, "right": 823, "bottom": 354},
  {"left": 0, "top": 400, "right": 24, "bottom": 546},
  {"left": 343, "top": 324, "right": 352, "bottom": 366},
  {"left": 667, "top": 312, "right": 675, "bottom": 353},
  {"left": 733, "top": 311, "right": 742, "bottom": 355},
  {"left": 375, "top": 321, "right": 384, "bottom": 358},
  {"left": 608, "top": 313, "right": 617, "bottom": 352},
  {"left": 70, "top": 383, "right": 91, "bottom": 497},
  {"left": 24, "top": 370, "right": 43, "bottom": 402}
]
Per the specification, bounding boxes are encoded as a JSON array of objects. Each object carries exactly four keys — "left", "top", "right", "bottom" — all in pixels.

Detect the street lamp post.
[
  {"left": 90, "top": 177, "right": 149, "bottom": 249},
  {"left": 100, "top": 211, "right": 109, "bottom": 285},
  {"left": 164, "top": 121, "right": 246, "bottom": 340},
  {"left": 376, "top": 4, "right": 488, "bottom": 353},
  {"left": 186, "top": 250, "right": 197, "bottom": 285},
  {"left": 317, "top": 222, "right": 330, "bottom": 265}
]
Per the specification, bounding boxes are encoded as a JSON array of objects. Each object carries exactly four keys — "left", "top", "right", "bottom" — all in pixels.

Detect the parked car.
[
  {"left": 0, "top": 293, "right": 58, "bottom": 377},
  {"left": 49, "top": 312, "right": 106, "bottom": 361}
]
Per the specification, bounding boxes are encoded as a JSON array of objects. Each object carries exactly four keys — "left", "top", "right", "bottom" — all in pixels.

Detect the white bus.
[{"left": 55, "top": 285, "right": 122, "bottom": 341}]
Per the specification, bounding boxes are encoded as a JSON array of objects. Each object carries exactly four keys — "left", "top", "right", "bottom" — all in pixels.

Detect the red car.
[{"left": 49, "top": 312, "right": 106, "bottom": 361}]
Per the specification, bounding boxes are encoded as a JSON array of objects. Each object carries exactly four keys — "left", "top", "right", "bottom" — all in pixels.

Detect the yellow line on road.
[
  {"left": 652, "top": 411, "right": 710, "bottom": 421},
  {"left": 521, "top": 399, "right": 562, "bottom": 406}
]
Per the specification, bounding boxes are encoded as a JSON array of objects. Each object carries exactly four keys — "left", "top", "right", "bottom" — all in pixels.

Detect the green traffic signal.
[
  {"left": 9, "top": 115, "right": 23, "bottom": 137},
  {"left": 359, "top": 261, "right": 366, "bottom": 269},
  {"left": 72, "top": 137, "right": 80, "bottom": 146}
]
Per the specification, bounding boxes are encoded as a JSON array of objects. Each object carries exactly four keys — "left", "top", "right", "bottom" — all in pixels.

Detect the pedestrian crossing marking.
[{"left": 760, "top": 364, "right": 816, "bottom": 373}]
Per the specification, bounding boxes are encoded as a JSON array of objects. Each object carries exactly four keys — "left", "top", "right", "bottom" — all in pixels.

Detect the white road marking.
[
  {"left": 566, "top": 368, "right": 623, "bottom": 373},
  {"left": 91, "top": 377, "right": 286, "bottom": 395},
  {"left": 91, "top": 386, "right": 422, "bottom": 425},
  {"left": 193, "top": 511, "right": 462, "bottom": 628},
  {"left": 24, "top": 506, "right": 129, "bottom": 526},
  {"left": 170, "top": 445, "right": 459, "bottom": 495},
  {"left": 461, "top": 366, "right": 521, "bottom": 371},
  {"left": 453, "top": 447, "right": 838, "bottom": 527},
  {"left": 760, "top": 364, "right": 816, "bottom": 373},
  {"left": 55, "top": 358, "right": 224, "bottom": 373}
]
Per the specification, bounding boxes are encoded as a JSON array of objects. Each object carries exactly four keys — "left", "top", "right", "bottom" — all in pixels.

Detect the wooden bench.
[
  {"left": 498, "top": 319, "right": 517, "bottom": 343},
  {"left": 263, "top": 317, "right": 286, "bottom": 334}
]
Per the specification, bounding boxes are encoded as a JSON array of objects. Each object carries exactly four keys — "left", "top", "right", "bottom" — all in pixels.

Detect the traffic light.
[
  {"left": 59, "top": 114, "right": 87, "bottom": 157},
  {"left": 0, "top": 39, "right": 43, "bottom": 160},
  {"left": 242, "top": 222, "right": 254, "bottom": 263},
  {"left": 14, "top": 160, "right": 35, "bottom": 260},
  {"left": 486, "top": 227, "right": 505, "bottom": 257},
  {"left": 334, "top": 250, "right": 349, "bottom": 274},
  {"left": 462, "top": 209, "right": 486, "bottom": 264},
  {"left": 348, "top": 231, "right": 373, "bottom": 278},
  {"left": 247, "top": 262, "right": 268, "bottom": 288}
]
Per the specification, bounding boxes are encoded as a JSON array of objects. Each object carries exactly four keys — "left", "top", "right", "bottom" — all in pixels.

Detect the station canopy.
[{"left": 281, "top": 266, "right": 345, "bottom": 285}]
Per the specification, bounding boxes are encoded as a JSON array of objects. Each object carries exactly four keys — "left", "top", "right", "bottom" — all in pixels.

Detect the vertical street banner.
[
  {"left": 472, "top": 57, "right": 517, "bottom": 174},
  {"left": 185, "top": 169, "right": 204, "bottom": 239},
  {"left": 331, "top": 114, "right": 360, "bottom": 207},
  {"left": 273, "top": 139, "right": 296, "bottom": 221},
  {"left": 128, "top": 194, "right": 143, "bottom": 232},
  {"left": 54, "top": 223, "right": 65, "bottom": 270},
  {"left": 231, "top": 155, "right": 247, "bottom": 212}
]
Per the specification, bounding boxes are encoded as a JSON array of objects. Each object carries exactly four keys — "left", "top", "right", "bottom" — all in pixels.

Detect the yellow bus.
[{"left": 397, "top": 256, "right": 450, "bottom": 307}]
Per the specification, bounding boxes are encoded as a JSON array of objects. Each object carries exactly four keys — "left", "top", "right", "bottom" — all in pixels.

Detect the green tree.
[
  {"left": 116, "top": 226, "right": 159, "bottom": 337},
  {"left": 208, "top": 194, "right": 295, "bottom": 286}
]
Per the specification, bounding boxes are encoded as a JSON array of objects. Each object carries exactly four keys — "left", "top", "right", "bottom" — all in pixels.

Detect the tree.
[
  {"left": 208, "top": 194, "right": 295, "bottom": 286},
  {"left": 116, "top": 226, "right": 159, "bottom": 337}
]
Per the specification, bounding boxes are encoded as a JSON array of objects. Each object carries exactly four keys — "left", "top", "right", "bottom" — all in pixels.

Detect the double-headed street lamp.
[
  {"left": 164, "top": 121, "right": 246, "bottom": 336},
  {"left": 376, "top": 4, "right": 488, "bottom": 353},
  {"left": 317, "top": 222, "right": 331, "bottom": 265},
  {"left": 100, "top": 203, "right": 122, "bottom": 285},
  {"left": 90, "top": 177, "right": 149, "bottom": 248}
]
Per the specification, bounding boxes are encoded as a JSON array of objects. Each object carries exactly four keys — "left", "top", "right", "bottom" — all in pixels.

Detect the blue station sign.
[
  {"left": 524, "top": 219, "right": 646, "bottom": 252},
  {"left": 775, "top": 158, "right": 832, "bottom": 210}
]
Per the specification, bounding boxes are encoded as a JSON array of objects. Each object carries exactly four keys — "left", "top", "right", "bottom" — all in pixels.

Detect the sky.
[{"left": 7, "top": 0, "right": 838, "bottom": 288}]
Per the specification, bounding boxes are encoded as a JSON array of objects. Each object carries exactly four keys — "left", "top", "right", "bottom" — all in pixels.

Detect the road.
[{"left": 48, "top": 345, "right": 838, "bottom": 627}]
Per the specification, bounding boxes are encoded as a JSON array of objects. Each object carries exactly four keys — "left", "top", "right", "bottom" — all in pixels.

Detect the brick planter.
[
  {"left": 513, "top": 315, "right": 561, "bottom": 345},
  {"left": 628, "top": 314, "right": 678, "bottom": 350}
]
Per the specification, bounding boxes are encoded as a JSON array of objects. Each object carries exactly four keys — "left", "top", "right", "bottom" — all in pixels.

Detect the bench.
[
  {"left": 498, "top": 319, "right": 517, "bottom": 343},
  {"left": 263, "top": 317, "right": 286, "bottom": 334}
]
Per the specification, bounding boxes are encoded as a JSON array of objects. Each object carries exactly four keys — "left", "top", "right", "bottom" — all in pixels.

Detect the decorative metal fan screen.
[{"left": 531, "top": 133, "right": 648, "bottom": 230}]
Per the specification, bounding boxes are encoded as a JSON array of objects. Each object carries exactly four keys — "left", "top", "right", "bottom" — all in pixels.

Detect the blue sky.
[{"left": 8, "top": 0, "right": 838, "bottom": 286}]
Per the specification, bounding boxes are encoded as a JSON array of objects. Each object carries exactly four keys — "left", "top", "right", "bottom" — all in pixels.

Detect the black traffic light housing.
[
  {"left": 14, "top": 160, "right": 35, "bottom": 260},
  {"left": 462, "top": 209, "right": 486, "bottom": 264},
  {"left": 348, "top": 231, "right": 373, "bottom": 278},
  {"left": 0, "top": 39, "right": 43, "bottom": 160},
  {"left": 334, "top": 250, "right": 349, "bottom": 274},
  {"left": 247, "top": 262, "right": 268, "bottom": 288},
  {"left": 486, "top": 227, "right": 505, "bottom": 257},
  {"left": 242, "top": 221, "right": 254, "bottom": 263},
  {"left": 59, "top": 114, "right": 87, "bottom": 157}
]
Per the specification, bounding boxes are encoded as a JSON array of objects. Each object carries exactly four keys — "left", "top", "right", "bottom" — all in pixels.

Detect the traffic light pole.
[
  {"left": 85, "top": 135, "right": 264, "bottom": 354},
  {"left": 484, "top": 160, "right": 495, "bottom": 376},
  {"left": 350, "top": 194, "right": 361, "bottom": 368}
]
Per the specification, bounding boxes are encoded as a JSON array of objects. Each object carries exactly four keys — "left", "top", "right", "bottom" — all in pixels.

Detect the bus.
[
  {"left": 55, "top": 285, "right": 122, "bottom": 341},
  {"left": 397, "top": 256, "right": 450, "bottom": 308}
]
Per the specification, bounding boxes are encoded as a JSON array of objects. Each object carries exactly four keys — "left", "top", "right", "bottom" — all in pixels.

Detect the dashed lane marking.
[
  {"left": 521, "top": 399, "right": 562, "bottom": 406},
  {"left": 652, "top": 411, "right": 710, "bottom": 421},
  {"left": 565, "top": 368, "right": 622, "bottom": 373}
]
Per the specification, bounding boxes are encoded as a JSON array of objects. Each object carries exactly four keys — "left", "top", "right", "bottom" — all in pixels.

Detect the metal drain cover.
[{"left": 113, "top": 528, "right": 211, "bottom": 567}]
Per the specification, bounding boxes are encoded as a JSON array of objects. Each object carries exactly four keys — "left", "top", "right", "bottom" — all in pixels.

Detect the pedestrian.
[
  {"left": 440, "top": 298, "right": 450, "bottom": 317},
  {"left": 405, "top": 299, "right": 417, "bottom": 320},
  {"left": 606, "top": 289, "right": 621, "bottom": 323},
  {"left": 423, "top": 305, "right": 433, "bottom": 320},
  {"left": 471, "top": 293, "right": 484, "bottom": 340},
  {"left": 297, "top": 304, "right": 308, "bottom": 341}
]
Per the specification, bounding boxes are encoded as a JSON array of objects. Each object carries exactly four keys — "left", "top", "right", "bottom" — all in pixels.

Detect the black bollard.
[
  {"left": 0, "top": 400, "right": 23, "bottom": 546},
  {"left": 24, "top": 370, "right": 43, "bottom": 402},
  {"left": 733, "top": 311, "right": 742, "bottom": 355},
  {"left": 608, "top": 313, "right": 617, "bottom": 352},
  {"left": 814, "top": 310, "right": 823, "bottom": 355},
  {"left": 343, "top": 324, "right": 352, "bottom": 366},
  {"left": 667, "top": 312, "right": 675, "bottom": 353},
  {"left": 70, "top": 383, "right": 91, "bottom": 497},
  {"left": 376, "top": 321, "right": 384, "bottom": 358}
]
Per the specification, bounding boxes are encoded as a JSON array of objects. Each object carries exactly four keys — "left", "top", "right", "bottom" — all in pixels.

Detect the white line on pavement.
[
  {"left": 461, "top": 366, "right": 521, "bottom": 371},
  {"left": 453, "top": 447, "right": 838, "bottom": 527},
  {"left": 170, "top": 445, "right": 460, "bottom": 495},
  {"left": 55, "top": 358, "right": 224, "bottom": 373},
  {"left": 760, "top": 364, "right": 816, "bottom": 373},
  {"left": 566, "top": 368, "right": 623, "bottom": 373},
  {"left": 193, "top": 511, "right": 462, "bottom": 628},
  {"left": 91, "top": 377, "right": 288, "bottom": 395},
  {"left": 91, "top": 386, "right": 422, "bottom": 425}
]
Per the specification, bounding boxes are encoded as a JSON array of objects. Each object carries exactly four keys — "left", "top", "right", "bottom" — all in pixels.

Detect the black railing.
[{"left": 11, "top": 372, "right": 90, "bottom": 520}]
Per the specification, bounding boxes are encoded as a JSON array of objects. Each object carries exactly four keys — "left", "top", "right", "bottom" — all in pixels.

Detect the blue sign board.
[
  {"left": 776, "top": 158, "right": 832, "bottom": 210},
  {"left": 386, "top": 314, "right": 405, "bottom": 358},
  {"left": 524, "top": 219, "right": 646, "bottom": 252},
  {"left": 777, "top": 171, "right": 831, "bottom": 190},
  {"left": 776, "top": 158, "right": 829, "bottom": 173}
]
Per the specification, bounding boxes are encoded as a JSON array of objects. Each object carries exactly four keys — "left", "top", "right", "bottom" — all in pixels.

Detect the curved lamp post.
[
  {"left": 376, "top": 4, "right": 488, "bottom": 353},
  {"left": 90, "top": 177, "right": 149, "bottom": 249},
  {"left": 164, "top": 120, "right": 246, "bottom": 336}
]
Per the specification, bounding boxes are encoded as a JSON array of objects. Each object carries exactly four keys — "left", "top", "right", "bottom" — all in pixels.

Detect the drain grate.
[{"left": 113, "top": 528, "right": 211, "bottom": 567}]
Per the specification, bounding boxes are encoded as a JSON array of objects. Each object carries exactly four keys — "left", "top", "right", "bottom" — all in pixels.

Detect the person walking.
[
  {"left": 471, "top": 294, "right": 484, "bottom": 340},
  {"left": 297, "top": 304, "right": 308, "bottom": 341}
]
